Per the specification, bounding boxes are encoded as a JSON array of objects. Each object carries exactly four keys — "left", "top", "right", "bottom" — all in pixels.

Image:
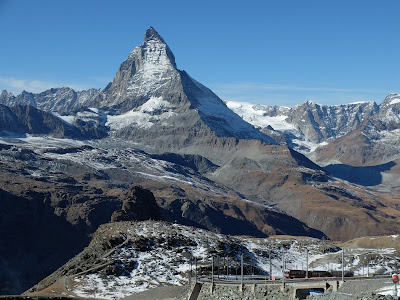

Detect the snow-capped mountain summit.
[
  {"left": 144, "top": 26, "right": 172, "bottom": 45},
  {"left": 103, "top": 27, "right": 180, "bottom": 111},
  {"left": 100, "top": 26, "right": 277, "bottom": 147}
]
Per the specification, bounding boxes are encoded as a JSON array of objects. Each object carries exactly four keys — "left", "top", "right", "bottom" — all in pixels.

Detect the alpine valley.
[{"left": 1, "top": 27, "right": 400, "bottom": 297}]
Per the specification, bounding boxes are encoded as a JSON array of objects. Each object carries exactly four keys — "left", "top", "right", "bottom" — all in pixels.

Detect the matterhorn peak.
[
  {"left": 141, "top": 26, "right": 176, "bottom": 69},
  {"left": 144, "top": 26, "right": 166, "bottom": 44},
  {"left": 103, "top": 27, "right": 179, "bottom": 111}
]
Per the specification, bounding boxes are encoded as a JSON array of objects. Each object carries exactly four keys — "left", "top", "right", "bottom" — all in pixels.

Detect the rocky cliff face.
[
  {"left": 0, "top": 104, "right": 79, "bottom": 138},
  {"left": 291, "top": 101, "right": 378, "bottom": 143},
  {"left": 0, "top": 104, "right": 107, "bottom": 139},
  {"left": 103, "top": 27, "right": 181, "bottom": 112},
  {"left": 314, "top": 94, "right": 400, "bottom": 166}
]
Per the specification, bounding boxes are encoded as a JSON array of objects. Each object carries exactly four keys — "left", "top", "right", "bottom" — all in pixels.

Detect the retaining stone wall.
[{"left": 197, "top": 283, "right": 294, "bottom": 300}]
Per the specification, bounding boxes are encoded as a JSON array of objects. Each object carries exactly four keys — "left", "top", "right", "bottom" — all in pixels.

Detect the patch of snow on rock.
[
  {"left": 106, "top": 98, "right": 175, "bottom": 130},
  {"left": 52, "top": 112, "right": 75, "bottom": 126},
  {"left": 138, "top": 97, "right": 172, "bottom": 113}
]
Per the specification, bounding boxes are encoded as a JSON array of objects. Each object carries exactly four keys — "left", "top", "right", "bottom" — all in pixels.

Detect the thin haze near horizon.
[{"left": 0, "top": 0, "right": 399, "bottom": 107}]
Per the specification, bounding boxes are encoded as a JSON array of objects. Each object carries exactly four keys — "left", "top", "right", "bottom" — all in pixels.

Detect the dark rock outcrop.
[{"left": 111, "top": 186, "right": 163, "bottom": 222}]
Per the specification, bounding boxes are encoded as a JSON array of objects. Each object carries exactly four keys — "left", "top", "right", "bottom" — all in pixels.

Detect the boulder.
[{"left": 111, "top": 186, "right": 162, "bottom": 222}]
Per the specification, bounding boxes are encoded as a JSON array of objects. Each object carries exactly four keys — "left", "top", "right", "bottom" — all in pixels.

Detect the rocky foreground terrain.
[{"left": 16, "top": 220, "right": 400, "bottom": 299}]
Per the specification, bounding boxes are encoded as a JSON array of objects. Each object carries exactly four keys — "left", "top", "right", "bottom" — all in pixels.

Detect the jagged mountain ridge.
[
  {"left": 226, "top": 95, "right": 400, "bottom": 202},
  {"left": 227, "top": 99, "right": 380, "bottom": 153},
  {"left": 0, "top": 88, "right": 104, "bottom": 114},
  {"left": 227, "top": 94, "right": 400, "bottom": 166},
  {"left": 102, "top": 26, "right": 180, "bottom": 111},
  {"left": 314, "top": 93, "right": 400, "bottom": 166}
]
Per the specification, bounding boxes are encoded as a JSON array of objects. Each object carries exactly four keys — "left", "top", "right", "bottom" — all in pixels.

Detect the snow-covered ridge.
[
  {"left": 381, "top": 93, "right": 400, "bottom": 107},
  {"left": 225, "top": 99, "right": 380, "bottom": 154},
  {"left": 390, "top": 98, "right": 400, "bottom": 105},
  {"left": 187, "top": 78, "right": 276, "bottom": 143},
  {"left": 119, "top": 28, "right": 179, "bottom": 104},
  {"left": 56, "top": 221, "right": 340, "bottom": 299},
  {"left": 50, "top": 221, "right": 400, "bottom": 299}
]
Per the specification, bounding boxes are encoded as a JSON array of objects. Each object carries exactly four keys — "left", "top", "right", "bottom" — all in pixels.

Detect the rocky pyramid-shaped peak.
[
  {"left": 144, "top": 26, "right": 166, "bottom": 43},
  {"left": 104, "top": 27, "right": 179, "bottom": 110},
  {"left": 103, "top": 27, "right": 276, "bottom": 145},
  {"left": 137, "top": 26, "right": 177, "bottom": 69}
]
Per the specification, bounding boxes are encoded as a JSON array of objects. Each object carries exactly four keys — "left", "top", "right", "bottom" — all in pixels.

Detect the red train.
[{"left": 284, "top": 269, "right": 354, "bottom": 279}]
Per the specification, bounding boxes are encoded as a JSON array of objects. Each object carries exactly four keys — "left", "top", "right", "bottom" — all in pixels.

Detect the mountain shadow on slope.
[
  {"left": 0, "top": 188, "right": 88, "bottom": 295},
  {"left": 324, "top": 161, "right": 396, "bottom": 186},
  {"left": 150, "top": 153, "right": 219, "bottom": 174},
  {"left": 163, "top": 198, "right": 327, "bottom": 239}
]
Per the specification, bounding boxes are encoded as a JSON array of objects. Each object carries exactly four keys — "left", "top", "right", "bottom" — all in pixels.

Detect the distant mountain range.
[
  {"left": 1, "top": 27, "right": 400, "bottom": 295},
  {"left": 226, "top": 95, "right": 400, "bottom": 167},
  {"left": 226, "top": 94, "right": 400, "bottom": 190}
]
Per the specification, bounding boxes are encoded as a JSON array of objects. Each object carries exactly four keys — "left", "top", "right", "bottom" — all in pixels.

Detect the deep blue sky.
[{"left": 0, "top": 0, "right": 399, "bottom": 107}]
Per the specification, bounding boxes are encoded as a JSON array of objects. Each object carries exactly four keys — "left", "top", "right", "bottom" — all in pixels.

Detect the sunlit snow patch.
[
  {"left": 106, "top": 97, "right": 175, "bottom": 130},
  {"left": 52, "top": 112, "right": 75, "bottom": 126}
]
